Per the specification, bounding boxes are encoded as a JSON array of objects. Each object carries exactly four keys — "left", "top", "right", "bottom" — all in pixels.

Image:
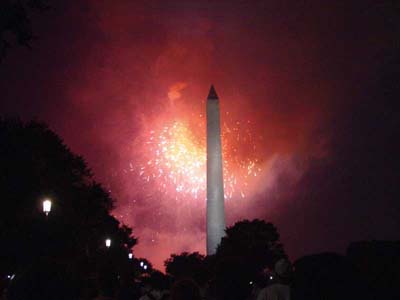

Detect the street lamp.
[
  {"left": 42, "top": 199, "right": 52, "bottom": 216},
  {"left": 7, "top": 274, "right": 15, "bottom": 280},
  {"left": 128, "top": 253, "right": 133, "bottom": 260},
  {"left": 139, "top": 261, "right": 148, "bottom": 270},
  {"left": 105, "top": 238, "right": 111, "bottom": 248}
]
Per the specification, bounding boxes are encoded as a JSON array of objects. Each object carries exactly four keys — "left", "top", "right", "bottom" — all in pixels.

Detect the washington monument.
[{"left": 206, "top": 85, "right": 226, "bottom": 255}]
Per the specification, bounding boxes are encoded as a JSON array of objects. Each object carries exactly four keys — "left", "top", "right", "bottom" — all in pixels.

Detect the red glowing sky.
[{"left": 1, "top": 1, "right": 399, "bottom": 270}]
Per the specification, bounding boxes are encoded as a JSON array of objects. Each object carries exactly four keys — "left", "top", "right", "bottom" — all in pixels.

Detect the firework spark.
[{"left": 135, "top": 114, "right": 262, "bottom": 201}]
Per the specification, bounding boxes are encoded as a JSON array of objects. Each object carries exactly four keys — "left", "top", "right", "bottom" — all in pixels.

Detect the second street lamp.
[{"left": 42, "top": 199, "right": 52, "bottom": 216}]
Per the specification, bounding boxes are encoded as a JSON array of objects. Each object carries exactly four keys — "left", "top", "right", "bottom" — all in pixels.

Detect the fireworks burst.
[
  {"left": 141, "top": 121, "right": 206, "bottom": 199},
  {"left": 135, "top": 114, "right": 262, "bottom": 201}
]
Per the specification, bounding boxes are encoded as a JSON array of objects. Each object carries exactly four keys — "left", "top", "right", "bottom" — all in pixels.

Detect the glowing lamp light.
[
  {"left": 143, "top": 264, "right": 148, "bottom": 270},
  {"left": 105, "top": 238, "right": 111, "bottom": 248},
  {"left": 140, "top": 261, "right": 144, "bottom": 267},
  {"left": 128, "top": 253, "right": 133, "bottom": 260},
  {"left": 42, "top": 199, "right": 52, "bottom": 216}
]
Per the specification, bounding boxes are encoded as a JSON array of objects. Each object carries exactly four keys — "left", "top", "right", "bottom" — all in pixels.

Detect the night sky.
[{"left": 1, "top": 0, "right": 399, "bottom": 270}]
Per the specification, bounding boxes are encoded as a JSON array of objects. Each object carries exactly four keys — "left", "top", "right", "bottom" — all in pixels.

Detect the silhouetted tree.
[
  {"left": 165, "top": 252, "right": 208, "bottom": 284},
  {"left": 0, "top": 118, "right": 137, "bottom": 294},
  {"left": 7, "top": 258, "right": 79, "bottom": 300},
  {"left": 142, "top": 270, "right": 170, "bottom": 291},
  {"left": 217, "top": 219, "right": 286, "bottom": 273},
  {"left": 194, "top": 219, "right": 286, "bottom": 300}
]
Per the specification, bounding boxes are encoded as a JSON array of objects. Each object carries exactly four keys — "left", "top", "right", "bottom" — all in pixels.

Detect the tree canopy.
[
  {"left": 163, "top": 219, "right": 287, "bottom": 300},
  {"left": 217, "top": 219, "right": 286, "bottom": 272},
  {"left": 164, "top": 252, "right": 208, "bottom": 284},
  {"left": 0, "top": 118, "right": 137, "bottom": 290}
]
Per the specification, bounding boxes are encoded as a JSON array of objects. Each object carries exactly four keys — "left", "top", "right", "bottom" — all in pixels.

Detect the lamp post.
[
  {"left": 42, "top": 199, "right": 52, "bottom": 216},
  {"left": 105, "top": 238, "right": 111, "bottom": 248},
  {"left": 140, "top": 261, "right": 148, "bottom": 271}
]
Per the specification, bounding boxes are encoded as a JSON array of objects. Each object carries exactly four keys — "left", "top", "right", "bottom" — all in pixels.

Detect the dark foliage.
[
  {"left": 165, "top": 252, "right": 208, "bottom": 284},
  {"left": 142, "top": 270, "right": 171, "bottom": 291},
  {"left": 0, "top": 118, "right": 137, "bottom": 296},
  {"left": 7, "top": 258, "right": 79, "bottom": 300},
  {"left": 211, "top": 219, "right": 286, "bottom": 299},
  {"left": 164, "top": 219, "right": 286, "bottom": 299},
  {"left": 217, "top": 219, "right": 286, "bottom": 272}
]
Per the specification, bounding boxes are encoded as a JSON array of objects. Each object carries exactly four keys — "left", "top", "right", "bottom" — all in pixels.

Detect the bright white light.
[
  {"left": 140, "top": 261, "right": 144, "bottom": 267},
  {"left": 128, "top": 253, "right": 133, "bottom": 259},
  {"left": 249, "top": 281, "right": 253, "bottom": 285},
  {"left": 105, "top": 239, "right": 111, "bottom": 248},
  {"left": 43, "top": 199, "right": 52, "bottom": 216},
  {"left": 143, "top": 264, "right": 148, "bottom": 270},
  {"left": 270, "top": 276, "right": 273, "bottom": 280}
]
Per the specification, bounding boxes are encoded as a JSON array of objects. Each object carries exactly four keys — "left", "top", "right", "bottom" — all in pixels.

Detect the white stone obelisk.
[{"left": 206, "top": 85, "right": 226, "bottom": 255}]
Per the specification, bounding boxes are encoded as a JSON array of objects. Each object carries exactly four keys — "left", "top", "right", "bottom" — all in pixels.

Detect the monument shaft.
[{"left": 206, "top": 86, "right": 225, "bottom": 255}]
